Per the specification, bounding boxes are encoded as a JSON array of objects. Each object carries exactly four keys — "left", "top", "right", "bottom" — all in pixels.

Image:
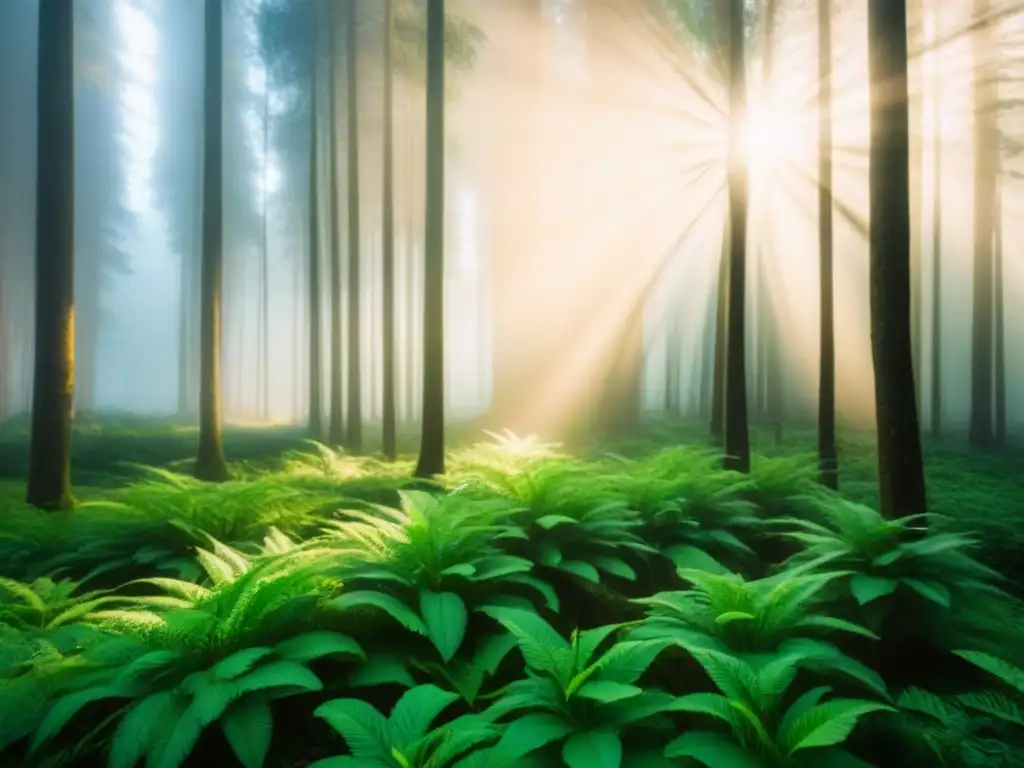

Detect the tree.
[
  {"left": 345, "top": 0, "right": 363, "bottom": 453},
  {"left": 817, "top": 0, "right": 838, "bottom": 489},
  {"left": 867, "top": 0, "right": 926, "bottom": 519},
  {"left": 414, "top": 0, "right": 446, "bottom": 478},
  {"left": 381, "top": 0, "right": 398, "bottom": 461},
  {"left": 723, "top": 0, "right": 751, "bottom": 474},
  {"left": 27, "top": 0, "right": 75, "bottom": 510},
  {"left": 308, "top": 7, "right": 324, "bottom": 440},
  {"left": 929, "top": 1, "right": 943, "bottom": 437},
  {"left": 194, "top": 0, "right": 229, "bottom": 483},
  {"left": 327, "top": 0, "right": 345, "bottom": 446},
  {"left": 969, "top": 0, "right": 996, "bottom": 448}
]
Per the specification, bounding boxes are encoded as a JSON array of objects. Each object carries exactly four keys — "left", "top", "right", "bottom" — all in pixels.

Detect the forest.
[{"left": 1, "top": 0, "right": 1023, "bottom": 766}]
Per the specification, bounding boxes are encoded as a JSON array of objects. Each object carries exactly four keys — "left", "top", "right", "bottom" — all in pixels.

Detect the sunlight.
[{"left": 743, "top": 102, "right": 805, "bottom": 177}]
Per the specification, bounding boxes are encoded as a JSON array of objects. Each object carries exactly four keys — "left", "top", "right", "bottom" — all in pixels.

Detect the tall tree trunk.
[
  {"left": 969, "top": 0, "right": 995, "bottom": 448},
  {"left": 993, "top": 183, "right": 1005, "bottom": 444},
  {"left": 723, "top": 0, "right": 750, "bottom": 473},
  {"left": 194, "top": 0, "right": 229, "bottom": 483},
  {"left": 28, "top": 0, "right": 75, "bottom": 510},
  {"left": 345, "top": 0, "right": 362, "bottom": 452},
  {"left": 307, "top": 56, "right": 323, "bottom": 439},
  {"left": 929, "top": 5, "right": 942, "bottom": 437},
  {"left": 665, "top": 315, "right": 680, "bottom": 413},
  {"left": 381, "top": 0, "right": 397, "bottom": 460},
  {"left": 260, "top": 83, "right": 270, "bottom": 420},
  {"left": 0, "top": 278, "right": 8, "bottom": 422},
  {"left": 867, "top": 0, "right": 926, "bottom": 519},
  {"left": 909, "top": 0, "right": 924, "bottom": 413},
  {"left": 327, "top": 3, "right": 345, "bottom": 446},
  {"left": 818, "top": 0, "right": 838, "bottom": 489},
  {"left": 710, "top": 229, "right": 727, "bottom": 441},
  {"left": 414, "top": 0, "right": 446, "bottom": 478}
]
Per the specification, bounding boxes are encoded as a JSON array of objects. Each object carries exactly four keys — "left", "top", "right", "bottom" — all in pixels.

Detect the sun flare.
[{"left": 743, "top": 103, "right": 806, "bottom": 175}]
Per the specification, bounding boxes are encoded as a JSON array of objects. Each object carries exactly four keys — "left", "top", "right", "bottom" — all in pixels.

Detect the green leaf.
[
  {"left": 668, "top": 692, "right": 736, "bottom": 725},
  {"left": 333, "top": 591, "right": 427, "bottom": 635},
  {"left": 903, "top": 578, "right": 951, "bottom": 608},
  {"left": 594, "top": 639, "right": 673, "bottom": 685},
  {"left": 387, "top": 684, "right": 460, "bottom": 749},
  {"left": 482, "top": 606, "right": 571, "bottom": 677},
  {"left": 777, "top": 686, "right": 832, "bottom": 741},
  {"left": 562, "top": 730, "right": 622, "bottom": 768},
  {"left": 537, "top": 545, "right": 562, "bottom": 567},
  {"left": 592, "top": 556, "right": 637, "bottom": 581},
  {"left": 420, "top": 591, "right": 468, "bottom": 663},
  {"left": 234, "top": 661, "right": 323, "bottom": 697},
  {"left": 559, "top": 561, "right": 601, "bottom": 583},
  {"left": 849, "top": 575, "right": 899, "bottom": 606},
  {"left": 349, "top": 654, "right": 417, "bottom": 689},
  {"left": 274, "top": 631, "right": 365, "bottom": 663},
  {"left": 664, "top": 730, "right": 764, "bottom": 767},
  {"left": 314, "top": 698, "right": 390, "bottom": 759},
  {"left": 535, "top": 515, "right": 578, "bottom": 530},
  {"left": 221, "top": 699, "right": 273, "bottom": 768},
  {"left": 440, "top": 564, "right": 477, "bottom": 578},
  {"left": 664, "top": 545, "right": 730, "bottom": 575},
  {"left": 476, "top": 712, "right": 571, "bottom": 765},
  {"left": 470, "top": 555, "right": 535, "bottom": 581},
  {"left": 503, "top": 574, "right": 559, "bottom": 612},
  {"left": 782, "top": 699, "right": 894, "bottom": 754},
  {"left": 31, "top": 682, "right": 137, "bottom": 753},
  {"left": 472, "top": 631, "right": 519, "bottom": 676},
  {"left": 573, "top": 680, "right": 643, "bottom": 703},
  {"left": 107, "top": 690, "right": 180, "bottom": 768}
]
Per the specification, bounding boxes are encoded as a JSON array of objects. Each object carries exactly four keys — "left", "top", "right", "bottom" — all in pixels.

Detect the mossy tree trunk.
[
  {"left": 723, "top": 0, "right": 750, "bottom": 473},
  {"left": 27, "top": 0, "right": 75, "bottom": 510},
  {"left": 345, "top": 0, "right": 363, "bottom": 453},
  {"left": 194, "top": 0, "right": 229, "bottom": 483},
  {"left": 381, "top": 0, "right": 397, "bottom": 461},
  {"left": 818, "top": 0, "right": 838, "bottom": 489},
  {"left": 867, "top": 0, "right": 927, "bottom": 519},
  {"left": 414, "top": 0, "right": 446, "bottom": 478}
]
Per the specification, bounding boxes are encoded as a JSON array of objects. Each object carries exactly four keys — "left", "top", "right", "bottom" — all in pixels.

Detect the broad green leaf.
[
  {"left": 664, "top": 730, "right": 764, "bottom": 767},
  {"left": 482, "top": 606, "right": 571, "bottom": 677},
  {"left": 573, "top": 680, "right": 643, "bottom": 703},
  {"left": 594, "top": 639, "right": 673, "bottom": 685},
  {"left": 107, "top": 690, "right": 179, "bottom": 768},
  {"left": 903, "top": 578, "right": 951, "bottom": 608},
  {"left": 349, "top": 655, "right": 417, "bottom": 689},
  {"left": 441, "top": 564, "right": 477, "bottom": 578},
  {"left": 221, "top": 699, "right": 273, "bottom": 768},
  {"left": 849, "top": 575, "right": 898, "bottom": 606},
  {"left": 480, "top": 712, "right": 572, "bottom": 765},
  {"left": 559, "top": 561, "right": 601, "bottom": 584},
  {"left": 30, "top": 682, "right": 138, "bottom": 753},
  {"left": 388, "top": 684, "right": 460, "bottom": 749},
  {"left": 535, "top": 515, "right": 578, "bottom": 530},
  {"left": 472, "top": 631, "right": 520, "bottom": 676},
  {"left": 592, "top": 556, "right": 637, "bottom": 581},
  {"left": 274, "top": 631, "right": 365, "bottom": 663},
  {"left": 668, "top": 692, "right": 736, "bottom": 725},
  {"left": 210, "top": 648, "right": 275, "bottom": 680},
  {"left": 782, "top": 700, "right": 894, "bottom": 753},
  {"left": 503, "top": 574, "right": 559, "bottom": 612},
  {"left": 333, "top": 591, "right": 427, "bottom": 635},
  {"left": 314, "top": 698, "right": 390, "bottom": 759},
  {"left": 420, "top": 591, "right": 468, "bottom": 663},
  {"left": 664, "top": 545, "right": 730, "bottom": 575},
  {"left": 562, "top": 730, "right": 622, "bottom": 768}
]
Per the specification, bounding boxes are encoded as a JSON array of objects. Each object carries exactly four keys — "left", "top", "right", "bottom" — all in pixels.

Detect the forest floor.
[{"left": 0, "top": 415, "right": 1023, "bottom": 767}]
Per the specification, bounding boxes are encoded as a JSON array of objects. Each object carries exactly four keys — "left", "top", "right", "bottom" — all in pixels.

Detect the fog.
[{"left": 1, "top": 0, "right": 1022, "bottom": 442}]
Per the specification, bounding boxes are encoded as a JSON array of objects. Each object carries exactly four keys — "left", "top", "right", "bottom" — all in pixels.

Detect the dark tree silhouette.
[
  {"left": 27, "top": 0, "right": 76, "bottom": 510},
  {"left": 345, "top": 0, "right": 363, "bottom": 453},
  {"left": 381, "top": 0, "right": 398, "bottom": 461}
]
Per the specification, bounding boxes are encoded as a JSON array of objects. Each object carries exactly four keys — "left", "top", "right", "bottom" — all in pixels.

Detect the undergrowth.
[{"left": 0, "top": 421, "right": 1022, "bottom": 767}]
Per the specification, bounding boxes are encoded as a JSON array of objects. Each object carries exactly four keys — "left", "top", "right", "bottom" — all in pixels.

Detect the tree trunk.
[
  {"left": 710, "top": 229, "right": 728, "bottom": 441},
  {"left": 867, "top": 0, "right": 926, "bottom": 519},
  {"left": 260, "top": 83, "right": 270, "bottom": 420},
  {"left": 308, "top": 24, "right": 324, "bottom": 439},
  {"left": 665, "top": 315, "right": 680, "bottom": 413},
  {"left": 993, "top": 183, "right": 1005, "bottom": 444},
  {"left": 969, "top": 0, "right": 995, "bottom": 448},
  {"left": 909, "top": 0, "right": 923, "bottom": 414},
  {"left": 345, "top": 0, "right": 362, "bottom": 452},
  {"left": 818, "top": 0, "right": 838, "bottom": 489},
  {"left": 929, "top": 11, "right": 943, "bottom": 437},
  {"left": 723, "top": 0, "right": 750, "bottom": 473},
  {"left": 327, "top": 2, "right": 345, "bottom": 446},
  {"left": 414, "top": 0, "right": 446, "bottom": 478},
  {"left": 28, "top": 0, "right": 75, "bottom": 510},
  {"left": 194, "top": 0, "right": 229, "bottom": 483},
  {"left": 381, "top": 0, "right": 397, "bottom": 461}
]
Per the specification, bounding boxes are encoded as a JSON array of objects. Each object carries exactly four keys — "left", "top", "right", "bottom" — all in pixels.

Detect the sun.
[{"left": 742, "top": 102, "right": 805, "bottom": 175}]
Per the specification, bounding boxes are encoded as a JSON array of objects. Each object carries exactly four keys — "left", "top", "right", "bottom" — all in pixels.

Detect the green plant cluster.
[{"left": 1, "top": 434, "right": 1023, "bottom": 767}]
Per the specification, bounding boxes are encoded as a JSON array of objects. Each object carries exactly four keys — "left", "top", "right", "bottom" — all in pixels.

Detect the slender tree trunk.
[
  {"left": 723, "top": 0, "right": 750, "bottom": 473},
  {"left": 345, "top": 0, "right": 362, "bottom": 452},
  {"left": 710, "top": 230, "right": 727, "bottom": 441},
  {"left": 665, "top": 316, "right": 680, "bottom": 413},
  {"left": 194, "top": 0, "right": 229, "bottom": 483},
  {"left": 929, "top": 22, "right": 942, "bottom": 438},
  {"left": 381, "top": 0, "right": 397, "bottom": 460},
  {"left": 414, "top": 0, "right": 446, "bottom": 478},
  {"left": 0, "top": 277, "right": 8, "bottom": 422},
  {"left": 260, "top": 83, "right": 270, "bottom": 420},
  {"left": 327, "top": 3, "right": 345, "bottom": 445},
  {"left": 969, "top": 0, "right": 995, "bottom": 448},
  {"left": 909, "top": 0, "right": 923, "bottom": 413},
  {"left": 27, "top": 0, "right": 75, "bottom": 510},
  {"left": 993, "top": 183, "right": 1005, "bottom": 444},
  {"left": 308, "top": 45, "right": 323, "bottom": 439},
  {"left": 818, "top": 0, "right": 838, "bottom": 489},
  {"left": 867, "top": 0, "right": 926, "bottom": 519}
]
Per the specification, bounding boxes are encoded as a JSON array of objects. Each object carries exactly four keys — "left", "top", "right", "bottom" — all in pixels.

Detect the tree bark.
[
  {"left": 723, "top": 0, "right": 750, "bottom": 473},
  {"left": 994, "top": 182, "right": 1005, "bottom": 444},
  {"left": 307, "top": 29, "right": 324, "bottom": 439},
  {"left": 381, "top": 0, "right": 397, "bottom": 460},
  {"left": 710, "top": 229, "right": 727, "bottom": 441},
  {"left": 969, "top": 0, "right": 995, "bottom": 448},
  {"left": 194, "top": 0, "right": 229, "bottom": 483},
  {"left": 414, "top": 0, "right": 446, "bottom": 478},
  {"left": 28, "top": 0, "right": 75, "bottom": 510},
  {"left": 327, "top": 2, "right": 345, "bottom": 445},
  {"left": 929, "top": 9, "right": 943, "bottom": 437},
  {"left": 818, "top": 0, "right": 838, "bottom": 489},
  {"left": 260, "top": 82, "right": 270, "bottom": 420},
  {"left": 867, "top": 0, "right": 927, "bottom": 519},
  {"left": 345, "top": 0, "right": 362, "bottom": 452}
]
